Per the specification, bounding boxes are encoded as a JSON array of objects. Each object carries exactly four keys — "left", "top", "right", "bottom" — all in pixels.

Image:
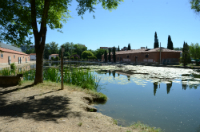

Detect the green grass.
[
  {"left": 78, "top": 122, "right": 82, "bottom": 126},
  {"left": 130, "top": 121, "right": 162, "bottom": 132},
  {"left": 113, "top": 119, "right": 118, "bottom": 125}
]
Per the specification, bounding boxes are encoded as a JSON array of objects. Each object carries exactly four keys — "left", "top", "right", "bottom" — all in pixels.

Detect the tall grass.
[{"left": 0, "top": 67, "right": 100, "bottom": 91}]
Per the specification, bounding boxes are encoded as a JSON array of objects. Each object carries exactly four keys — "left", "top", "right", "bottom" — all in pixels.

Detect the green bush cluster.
[{"left": 88, "top": 56, "right": 97, "bottom": 59}]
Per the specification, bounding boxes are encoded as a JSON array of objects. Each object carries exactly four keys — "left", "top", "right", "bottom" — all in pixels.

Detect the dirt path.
[{"left": 0, "top": 81, "right": 141, "bottom": 132}]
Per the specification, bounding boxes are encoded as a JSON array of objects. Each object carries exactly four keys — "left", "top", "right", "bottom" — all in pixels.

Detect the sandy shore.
[{"left": 0, "top": 81, "right": 143, "bottom": 132}]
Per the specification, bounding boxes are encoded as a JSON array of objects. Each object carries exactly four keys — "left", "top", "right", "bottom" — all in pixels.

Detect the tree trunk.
[{"left": 34, "top": 46, "right": 44, "bottom": 84}]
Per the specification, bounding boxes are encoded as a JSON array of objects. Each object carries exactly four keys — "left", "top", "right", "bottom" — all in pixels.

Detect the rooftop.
[
  {"left": 0, "top": 42, "right": 22, "bottom": 52},
  {"left": 0, "top": 47, "right": 28, "bottom": 56}
]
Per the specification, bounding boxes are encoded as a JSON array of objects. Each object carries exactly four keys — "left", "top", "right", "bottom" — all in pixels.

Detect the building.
[
  {"left": 0, "top": 42, "right": 30, "bottom": 65},
  {"left": 21, "top": 45, "right": 35, "bottom": 52},
  {"left": 29, "top": 53, "right": 36, "bottom": 60},
  {"left": 49, "top": 54, "right": 59, "bottom": 60},
  {"left": 100, "top": 47, "right": 118, "bottom": 50},
  {"left": 121, "top": 46, "right": 128, "bottom": 51},
  {"left": 102, "top": 47, "right": 181, "bottom": 65}
]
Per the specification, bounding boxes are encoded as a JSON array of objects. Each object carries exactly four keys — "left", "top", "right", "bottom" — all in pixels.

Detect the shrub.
[
  {"left": 10, "top": 63, "right": 17, "bottom": 71},
  {"left": 51, "top": 57, "right": 55, "bottom": 61},
  {"left": 55, "top": 56, "right": 59, "bottom": 61},
  {"left": 81, "top": 51, "right": 94, "bottom": 59},
  {"left": 88, "top": 56, "right": 97, "bottom": 59}
]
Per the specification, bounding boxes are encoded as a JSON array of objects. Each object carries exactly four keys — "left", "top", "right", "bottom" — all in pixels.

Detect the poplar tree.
[
  {"left": 182, "top": 41, "right": 190, "bottom": 66},
  {"left": 113, "top": 47, "right": 116, "bottom": 62},
  {"left": 118, "top": 46, "right": 120, "bottom": 51},
  {"left": 108, "top": 48, "right": 111, "bottom": 62},
  {"left": 154, "top": 32, "right": 159, "bottom": 48},
  {"left": 128, "top": 43, "right": 131, "bottom": 50},
  {"left": 167, "top": 35, "right": 174, "bottom": 50},
  {"left": 104, "top": 50, "right": 107, "bottom": 62}
]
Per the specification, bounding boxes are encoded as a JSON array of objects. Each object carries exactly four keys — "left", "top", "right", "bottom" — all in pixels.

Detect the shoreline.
[
  {"left": 0, "top": 61, "right": 36, "bottom": 70},
  {"left": 0, "top": 81, "right": 161, "bottom": 132}
]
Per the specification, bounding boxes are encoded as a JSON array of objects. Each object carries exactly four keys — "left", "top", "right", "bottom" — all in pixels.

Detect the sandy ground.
[{"left": 0, "top": 81, "right": 141, "bottom": 132}]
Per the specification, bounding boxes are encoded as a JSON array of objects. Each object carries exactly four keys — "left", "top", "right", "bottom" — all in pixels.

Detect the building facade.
[
  {"left": 102, "top": 47, "right": 181, "bottom": 65},
  {"left": 29, "top": 53, "right": 36, "bottom": 60},
  {"left": 49, "top": 54, "right": 59, "bottom": 60},
  {"left": 0, "top": 43, "right": 30, "bottom": 65}
]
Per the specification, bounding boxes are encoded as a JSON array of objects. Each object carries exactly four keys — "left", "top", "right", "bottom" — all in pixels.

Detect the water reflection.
[
  {"left": 153, "top": 82, "right": 158, "bottom": 96},
  {"left": 166, "top": 82, "right": 172, "bottom": 94},
  {"left": 127, "top": 75, "right": 130, "bottom": 81},
  {"left": 112, "top": 71, "right": 116, "bottom": 78}
]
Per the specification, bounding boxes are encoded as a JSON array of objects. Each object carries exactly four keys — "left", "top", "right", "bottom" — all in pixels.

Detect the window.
[
  {"left": 1, "top": 54, "right": 3, "bottom": 58},
  {"left": 23, "top": 56, "right": 24, "bottom": 58},
  {"left": 127, "top": 55, "right": 129, "bottom": 58},
  {"left": 14, "top": 55, "right": 15, "bottom": 58}
]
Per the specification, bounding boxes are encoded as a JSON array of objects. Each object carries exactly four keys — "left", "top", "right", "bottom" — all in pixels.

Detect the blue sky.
[{"left": 35, "top": 0, "right": 199, "bottom": 50}]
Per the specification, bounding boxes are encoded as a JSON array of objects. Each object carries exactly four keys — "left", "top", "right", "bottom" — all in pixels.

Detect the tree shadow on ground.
[
  {"left": 0, "top": 95, "right": 81, "bottom": 122},
  {"left": 0, "top": 83, "right": 35, "bottom": 95}
]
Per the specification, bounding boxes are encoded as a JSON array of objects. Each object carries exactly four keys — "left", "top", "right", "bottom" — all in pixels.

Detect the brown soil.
[{"left": 0, "top": 81, "right": 140, "bottom": 132}]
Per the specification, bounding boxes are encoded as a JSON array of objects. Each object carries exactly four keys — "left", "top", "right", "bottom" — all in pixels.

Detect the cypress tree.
[
  {"left": 118, "top": 46, "right": 120, "bottom": 51},
  {"left": 154, "top": 32, "right": 159, "bottom": 48},
  {"left": 104, "top": 50, "right": 107, "bottom": 62},
  {"left": 113, "top": 47, "right": 116, "bottom": 62},
  {"left": 128, "top": 43, "right": 131, "bottom": 50},
  {"left": 167, "top": 35, "right": 174, "bottom": 50},
  {"left": 182, "top": 41, "right": 190, "bottom": 66},
  {"left": 108, "top": 48, "right": 111, "bottom": 62}
]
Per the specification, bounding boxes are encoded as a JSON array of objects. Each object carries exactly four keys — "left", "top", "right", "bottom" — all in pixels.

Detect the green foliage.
[
  {"left": 154, "top": 32, "right": 159, "bottom": 48},
  {"left": 128, "top": 43, "right": 131, "bottom": 50},
  {"left": 55, "top": 56, "right": 59, "bottom": 61},
  {"left": 113, "top": 119, "right": 118, "bottom": 125},
  {"left": 108, "top": 48, "right": 111, "bottom": 62},
  {"left": 78, "top": 122, "right": 82, "bottom": 127},
  {"left": 113, "top": 47, "right": 116, "bottom": 62},
  {"left": 44, "top": 68, "right": 60, "bottom": 82},
  {"left": 104, "top": 50, "right": 107, "bottom": 62},
  {"left": 191, "top": 0, "right": 200, "bottom": 12},
  {"left": 44, "top": 42, "right": 59, "bottom": 59},
  {"left": 88, "top": 56, "right": 97, "bottom": 59},
  {"left": 71, "top": 56, "right": 74, "bottom": 59},
  {"left": 189, "top": 43, "right": 200, "bottom": 65},
  {"left": 10, "top": 63, "right": 17, "bottom": 71},
  {"left": 130, "top": 121, "right": 162, "bottom": 132},
  {"left": 25, "top": 48, "right": 35, "bottom": 54},
  {"left": 118, "top": 45, "right": 120, "bottom": 51},
  {"left": 182, "top": 41, "right": 191, "bottom": 66},
  {"left": 167, "top": 35, "right": 174, "bottom": 50},
  {"left": 81, "top": 51, "right": 94, "bottom": 59},
  {"left": 0, "top": 68, "right": 11, "bottom": 76},
  {"left": 94, "top": 48, "right": 106, "bottom": 60}
]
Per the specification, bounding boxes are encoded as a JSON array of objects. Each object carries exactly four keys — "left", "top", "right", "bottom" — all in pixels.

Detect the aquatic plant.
[
  {"left": 0, "top": 68, "right": 11, "bottom": 76},
  {"left": 130, "top": 121, "right": 162, "bottom": 132}
]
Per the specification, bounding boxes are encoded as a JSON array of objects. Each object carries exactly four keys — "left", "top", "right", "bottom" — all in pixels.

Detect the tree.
[
  {"left": 108, "top": 48, "right": 111, "bottom": 62},
  {"left": 112, "top": 47, "right": 116, "bottom": 62},
  {"left": 73, "top": 44, "right": 87, "bottom": 59},
  {"left": 0, "top": 0, "right": 123, "bottom": 84},
  {"left": 189, "top": 43, "right": 200, "bottom": 65},
  {"left": 154, "top": 32, "right": 159, "bottom": 48},
  {"left": 128, "top": 43, "right": 131, "bottom": 50},
  {"left": 167, "top": 35, "right": 174, "bottom": 50},
  {"left": 182, "top": 41, "right": 190, "bottom": 66},
  {"left": 191, "top": 0, "right": 200, "bottom": 13},
  {"left": 118, "top": 45, "right": 120, "bottom": 51},
  {"left": 95, "top": 48, "right": 106, "bottom": 60},
  {"left": 25, "top": 48, "right": 35, "bottom": 54},
  {"left": 81, "top": 51, "right": 94, "bottom": 59},
  {"left": 104, "top": 50, "right": 107, "bottom": 62}
]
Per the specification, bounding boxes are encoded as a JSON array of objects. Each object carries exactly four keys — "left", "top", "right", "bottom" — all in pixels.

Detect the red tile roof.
[
  {"left": 29, "top": 53, "right": 36, "bottom": 55},
  {"left": 0, "top": 47, "right": 29, "bottom": 56},
  {"left": 49, "top": 54, "right": 59, "bottom": 56}
]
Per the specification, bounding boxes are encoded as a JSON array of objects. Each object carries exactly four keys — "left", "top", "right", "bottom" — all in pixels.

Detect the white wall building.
[
  {"left": 49, "top": 54, "right": 59, "bottom": 60},
  {"left": 29, "top": 53, "right": 36, "bottom": 60}
]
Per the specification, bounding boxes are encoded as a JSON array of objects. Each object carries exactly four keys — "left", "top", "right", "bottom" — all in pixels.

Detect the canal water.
[{"left": 4, "top": 62, "right": 200, "bottom": 132}]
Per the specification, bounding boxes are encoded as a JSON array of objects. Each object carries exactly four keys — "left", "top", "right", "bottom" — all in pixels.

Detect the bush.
[
  {"left": 51, "top": 57, "right": 55, "bottom": 61},
  {"left": 88, "top": 56, "right": 97, "bottom": 59},
  {"left": 55, "top": 56, "right": 59, "bottom": 61},
  {"left": 71, "top": 56, "right": 74, "bottom": 60},
  {"left": 10, "top": 63, "right": 17, "bottom": 71},
  {"left": 81, "top": 51, "right": 94, "bottom": 59}
]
